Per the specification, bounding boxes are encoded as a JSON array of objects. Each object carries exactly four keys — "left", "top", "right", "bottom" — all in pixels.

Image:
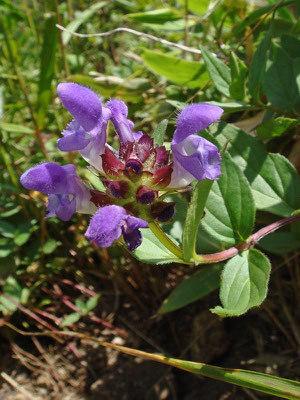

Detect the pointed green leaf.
[
  {"left": 211, "top": 249, "right": 271, "bottom": 317},
  {"left": 153, "top": 119, "right": 168, "bottom": 147},
  {"left": 60, "top": 312, "right": 81, "bottom": 327},
  {"left": 159, "top": 263, "right": 223, "bottom": 314},
  {"left": 229, "top": 53, "right": 247, "bottom": 101},
  {"left": 125, "top": 9, "right": 180, "bottom": 23},
  {"left": 257, "top": 117, "right": 298, "bottom": 139},
  {"left": 133, "top": 229, "right": 184, "bottom": 264},
  {"left": 248, "top": 32, "right": 271, "bottom": 102},
  {"left": 37, "top": 12, "right": 58, "bottom": 128},
  {"left": 200, "top": 46, "right": 231, "bottom": 97},
  {"left": 209, "top": 122, "right": 300, "bottom": 217},
  {"left": 262, "top": 43, "right": 300, "bottom": 113},
  {"left": 200, "top": 154, "right": 255, "bottom": 247},
  {"left": 141, "top": 49, "right": 209, "bottom": 89}
]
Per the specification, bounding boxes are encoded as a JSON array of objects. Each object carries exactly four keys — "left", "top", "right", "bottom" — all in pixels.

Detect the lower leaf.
[{"left": 211, "top": 249, "right": 271, "bottom": 317}]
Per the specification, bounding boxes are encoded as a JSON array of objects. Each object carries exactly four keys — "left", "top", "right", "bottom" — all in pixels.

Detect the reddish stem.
[{"left": 196, "top": 214, "right": 300, "bottom": 264}]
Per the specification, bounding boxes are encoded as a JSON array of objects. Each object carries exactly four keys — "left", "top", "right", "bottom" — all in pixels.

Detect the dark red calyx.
[
  {"left": 151, "top": 164, "right": 173, "bottom": 188},
  {"left": 136, "top": 185, "right": 157, "bottom": 204},
  {"left": 101, "top": 147, "right": 124, "bottom": 177},
  {"left": 151, "top": 201, "right": 175, "bottom": 222},
  {"left": 119, "top": 141, "right": 134, "bottom": 162},
  {"left": 125, "top": 159, "right": 143, "bottom": 175},
  {"left": 154, "top": 146, "right": 170, "bottom": 168},
  {"left": 135, "top": 134, "right": 154, "bottom": 162},
  {"left": 90, "top": 190, "right": 113, "bottom": 207},
  {"left": 105, "top": 180, "right": 128, "bottom": 198}
]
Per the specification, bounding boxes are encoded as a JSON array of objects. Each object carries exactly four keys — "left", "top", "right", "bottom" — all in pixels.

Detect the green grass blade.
[{"left": 37, "top": 12, "right": 58, "bottom": 129}]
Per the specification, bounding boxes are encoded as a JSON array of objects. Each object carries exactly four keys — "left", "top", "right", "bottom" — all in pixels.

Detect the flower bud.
[
  {"left": 106, "top": 181, "right": 128, "bottom": 198},
  {"left": 151, "top": 202, "right": 175, "bottom": 222},
  {"left": 136, "top": 186, "right": 157, "bottom": 204},
  {"left": 125, "top": 159, "right": 143, "bottom": 175}
]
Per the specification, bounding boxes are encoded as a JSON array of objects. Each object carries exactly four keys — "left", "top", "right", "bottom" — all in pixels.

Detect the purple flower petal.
[
  {"left": 106, "top": 99, "right": 135, "bottom": 143},
  {"left": 55, "top": 195, "right": 76, "bottom": 221},
  {"left": 57, "top": 83, "right": 102, "bottom": 132},
  {"left": 122, "top": 215, "right": 148, "bottom": 251},
  {"left": 122, "top": 229, "right": 143, "bottom": 252},
  {"left": 125, "top": 215, "right": 148, "bottom": 231},
  {"left": 171, "top": 135, "right": 221, "bottom": 183},
  {"left": 85, "top": 206, "right": 148, "bottom": 250},
  {"left": 173, "top": 104, "right": 223, "bottom": 144},
  {"left": 79, "top": 108, "right": 111, "bottom": 170},
  {"left": 57, "top": 120, "right": 91, "bottom": 152},
  {"left": 20, "top": 162, "right": 69, "bottom": 194},
  {"left": 85, "top": 205, "right": 127, "bottom": 247}
]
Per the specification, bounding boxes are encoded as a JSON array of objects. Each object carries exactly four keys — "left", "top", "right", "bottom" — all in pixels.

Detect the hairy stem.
[
  {"left": 149, "top": 222, "right": 183, "bottom": 259},
  {"left": 194, "top": 214, "right": 300, "bottom": 264}
]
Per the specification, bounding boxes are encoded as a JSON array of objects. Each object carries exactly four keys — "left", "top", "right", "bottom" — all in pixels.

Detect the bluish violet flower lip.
[
  {"left": 169, "top": 103, "right": 223, "bottom": 187},
  {"left": 106, "top": 99, "right": 135, "bottom": 143},
  {"left": 85, "top": 205, "right": 148, "bottom": 251},
  {"left": 20, "top": 162, "right": 96, "bottom": 221},
  {"left": 172, "top": 104, "right": 224, "bottom": 145},
  {"left": 57, "top": 83, "right": 102, "bottom": 132},
  {"left": 57, "top": 120, "right": 91, "bottom": 152}
]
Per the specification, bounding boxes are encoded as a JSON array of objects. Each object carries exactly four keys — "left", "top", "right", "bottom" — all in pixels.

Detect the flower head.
[{"left": 20, "top": 83, "right": 223, "bottom": 252}]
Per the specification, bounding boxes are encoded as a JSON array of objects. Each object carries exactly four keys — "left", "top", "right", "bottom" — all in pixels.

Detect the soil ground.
[{"left": 0, "top": 253, "right": 299, "bottom": 400}]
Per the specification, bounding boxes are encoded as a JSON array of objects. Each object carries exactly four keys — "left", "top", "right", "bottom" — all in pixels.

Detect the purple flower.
[
  {"left": 169, "top": 104, "right": 223, "bottom": 188},
  {"left": 106, "top": 99, "right": 135, "bottom": 143},
  {"left": 85, "top": 205, "right": 148, "bottom": 251},
  {"left": 20, "top": 162, "right": 96, "bottom": 221},
  {"left": 57, "top": 83, "right": 111, "bottom": 170}
]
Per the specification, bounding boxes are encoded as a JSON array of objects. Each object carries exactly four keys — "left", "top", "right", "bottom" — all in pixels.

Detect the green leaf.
[
  {"left": 0, "top": 122, "right": 34, "bottom": 134},
  {"left": 209, "top": 122, "right": 300, "bottom": 217},
  {"left": 166, "top": 100, "right": 256, "bottom": 113},
  {"left": 200, "top": 46, "right": 231, "bottom": 97},
  {"left": 211, "top": 249, "right": 271, "bottom": 317},
  {"left": 259, "top": 231, "right": 300, "bottom": 254},
  {"left": 153, "top": 119, "right": 168, "bottom": 147},
  {"left": 86, "top": 294, "right": 101, "bottom": 312},
  {"left": 248, "top": 32, "right": 271, "bottom": 102},
  {"left": 125, "top": 9, "right": 180, "bottom": 23},
  {"left": 177, "top": 0, "right": 210, "bottom": 16},
  {"left": 60, "top": 312, "right": 81, "bottom": 327},
  {"left": 141, "top": 49, "right": 209, "bottom": 89},
  {"left": 75, "top": 299, "right": 87, "bottom": 314},
  {"left": 159, "top": 264, "right": 223, "bottom": 313},
  {"left": 0, "top": 220, "right": 15, "bottom": 238},
  {"left": 262, "top": 43, "right": 300, "bottom": 113},
  {"left": 200, "top": 154, "right": 255, "bottom": 248},
  {"left": 182, "top": 179, "right": 214, "bottom": 262},
  {"left": 257, "top": 117, "right": 298, "bottom": 139},
  {"left": 37, "top": 12, "right": 58, "bottom": 128},
  {"left": 232, "top": 0, "right": 296, "bottom": 36},
  {"left": 229, "top": 53, "right": 247, "bottom": 101},
  {"left": 279, "top": 34, "right": 300, "bottom": 60},
  {"left": 133, "top": 229, "right": 184, "bottom": 264},
  {"left": 14, "top": 221, "right": 33, "bottom": 246},
  {"left": 42, "top": 239, "right": 58, "bottom": 254},
  {"left": 62, "top": 2, "right": 107, "bottom": 45},
  {"left": 0, "top": 238, "right": 14, "bottom": 258},
  {"left": 0, "top": 276, "right": 22, "bottom": 314}
]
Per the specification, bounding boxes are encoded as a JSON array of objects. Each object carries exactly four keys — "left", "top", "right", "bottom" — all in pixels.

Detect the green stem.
[{"left": 148, "top": 222, "right": 183, "bottom": 259}]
